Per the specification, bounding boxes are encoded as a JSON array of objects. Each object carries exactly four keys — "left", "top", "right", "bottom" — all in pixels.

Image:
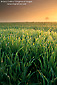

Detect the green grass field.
[{"left": 0, "top": 22, "right": 57, "bottom": 85}]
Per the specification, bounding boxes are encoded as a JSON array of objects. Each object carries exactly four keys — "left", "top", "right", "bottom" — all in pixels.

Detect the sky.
[{"left": 0, "top": 0, "right": 57, "bottom": 22}]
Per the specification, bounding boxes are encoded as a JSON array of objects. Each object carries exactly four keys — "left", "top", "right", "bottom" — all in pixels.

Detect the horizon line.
[{"left": 0, "top": 21, "right": 57, "bottom": 23}]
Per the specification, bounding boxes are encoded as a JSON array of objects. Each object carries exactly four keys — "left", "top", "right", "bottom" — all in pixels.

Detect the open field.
[{"left": 0, "top": 22, "right": 57, "bottom": 85}]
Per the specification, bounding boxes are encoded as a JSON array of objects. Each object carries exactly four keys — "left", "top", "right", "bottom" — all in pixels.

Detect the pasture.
[{"left": 0, "top": 22, "right": 57, "bottom": 85}]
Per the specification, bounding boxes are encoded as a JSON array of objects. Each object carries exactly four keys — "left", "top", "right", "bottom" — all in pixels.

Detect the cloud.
[{"left": 45, "top": 17, "right": 49, "bottom": 20}]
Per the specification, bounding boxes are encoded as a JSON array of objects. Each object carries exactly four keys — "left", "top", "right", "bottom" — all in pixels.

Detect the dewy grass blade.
[{"left": 37, "top": 70, "right": 49, "bottom": 84}]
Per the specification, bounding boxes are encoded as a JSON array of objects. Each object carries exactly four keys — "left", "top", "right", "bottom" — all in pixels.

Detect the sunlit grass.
[{"left": 0, "top": 22, "right": 57, "bottom": 85}]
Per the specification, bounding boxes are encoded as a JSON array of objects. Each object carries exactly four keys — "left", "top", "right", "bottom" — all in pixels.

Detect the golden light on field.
[{"left": 0, "top": 0, "right": 57, "bottom": 22}]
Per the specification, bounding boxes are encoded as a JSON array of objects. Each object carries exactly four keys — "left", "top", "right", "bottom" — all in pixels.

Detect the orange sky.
[{"left": 0, "top": 0, "right": 57, "bottom": 22}]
